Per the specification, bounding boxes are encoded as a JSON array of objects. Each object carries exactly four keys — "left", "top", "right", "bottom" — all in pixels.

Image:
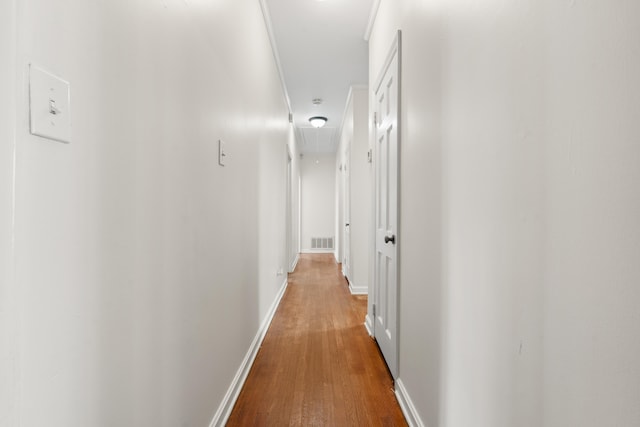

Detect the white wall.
[
  {"left": 336, "top": 86, "right": 370, "bottom": 291},
  {"left": 370, "top": 1, "right": 640, "bottom": 426},
  {"left": 300, "top": 153, "right": 336, "bottom": 252},
  {"left": 0, "top": 0, "right": 18, "bottom": 425},
  {"left": 258, "top": 123, "right": 298, "bottom": 312},
  {"left": 6, "top": 0, "right": 294, "bottom": 425},
  {"left": 349, "top": 88, "right": 370, "bottom": 292},
  {"left": 542, "top": 3, "right": 640, "bottom": 425}
]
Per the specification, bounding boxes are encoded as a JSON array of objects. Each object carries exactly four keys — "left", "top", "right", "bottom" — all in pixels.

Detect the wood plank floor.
[{"left": 226, "top": 253, "right": 407, "bottom": 426}]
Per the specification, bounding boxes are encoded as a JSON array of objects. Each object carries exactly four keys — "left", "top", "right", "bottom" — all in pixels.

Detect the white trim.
[
  {"left": 364, "top": 0, "right": 382, "bottom": 41},
  {"left": 337, "top": 87, "right": 354, "bottom": 152},
  {"left": 289, "top": 253, "right": 299, "bottom": 273},
  {"left": 209, "top": 278, "right": 289, "bottom": 427},
  {"left": 258, "top": 0, "right": 293, "bottom": 115},
  {"left": 341, "top": 262, "right": 366, "bottom": 296},
  {"left": 338, "top": 84, "right": 369, "bottom": 146},
  {"left": 301, "top": 249, "right": 334, "bottom": 254},
  {"left": 395, "top": 379, "right": 426, "bottom": 427},
  {"left": 374, "top": 30, "right": 402, "bottom": 95},
  {"left": 349, "top": 283, "right": 368, "bottom": 295},
  {"left": 364, "top": 315, "right": 374, "bottom": 337}
]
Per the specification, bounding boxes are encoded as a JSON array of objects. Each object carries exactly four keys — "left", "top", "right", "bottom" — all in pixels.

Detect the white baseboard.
[
  {"left": 395, "top": 378, "right": 426, "bottom": 427},
  {"left": 300, "top": 249, "right": 334, "bottom": 254},
  {"left": 364, "top": 314, "right": 374, "bottom": 337},
  {"left": 341, "top": 274, "right": 367, "bottom": 295},
  {"left": 209, "top": 278, "right": 289, "bottom": 427},
  {"left": 349, "top": 282, "right": 368, "bottom": 295},
  {"left": 289, "top": 254, "right": 299, "bottom": 272}
]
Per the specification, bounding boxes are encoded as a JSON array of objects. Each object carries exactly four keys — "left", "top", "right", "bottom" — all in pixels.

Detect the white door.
[
  {"left": 373, "top": 31, "right": 401, "bottom": 379},
  {"left": 343, "top": 148, "right": 351, "bottom": 279}
]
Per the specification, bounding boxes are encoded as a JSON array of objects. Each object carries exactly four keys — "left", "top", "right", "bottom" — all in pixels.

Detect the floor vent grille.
[{"left": 311, "top": 237, "right": 334, "bottom": 250}]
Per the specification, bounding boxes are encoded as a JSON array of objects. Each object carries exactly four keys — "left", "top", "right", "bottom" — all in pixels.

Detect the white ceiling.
[{"left": 263, "top": 0, "right": 373, "bottom": 154}]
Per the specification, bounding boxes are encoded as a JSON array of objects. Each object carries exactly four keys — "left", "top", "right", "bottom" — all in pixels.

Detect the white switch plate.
[
  {"left": 218, "top": 139, "right": 226, "bottom": 166},
  {"left": 29, "top": 64, "right": 71, "bottom": 143}
]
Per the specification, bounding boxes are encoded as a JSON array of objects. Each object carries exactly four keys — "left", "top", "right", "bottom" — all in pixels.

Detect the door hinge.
[
  {"left": 373, "top": 112, "right": 377, "bottom": 126},
  {"left": 372, "top": 303, "right": 376, "bottom": 317}
]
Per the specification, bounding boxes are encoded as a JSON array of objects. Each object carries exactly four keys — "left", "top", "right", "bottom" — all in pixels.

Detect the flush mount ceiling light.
[{"left": 309, "top": 116, "right": 328, "bottom": 128}]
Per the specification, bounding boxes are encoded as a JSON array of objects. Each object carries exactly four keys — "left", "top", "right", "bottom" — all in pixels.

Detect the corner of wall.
[{"left": 0, "top": 0, "right": 18, "bottom": 423}]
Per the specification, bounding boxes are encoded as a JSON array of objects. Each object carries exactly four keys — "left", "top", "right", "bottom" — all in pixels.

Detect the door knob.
[{"left": 385, "top": 235, "right": 396, "bottom": 244}]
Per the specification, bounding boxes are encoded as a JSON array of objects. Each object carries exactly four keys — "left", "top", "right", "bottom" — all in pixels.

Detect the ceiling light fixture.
[{"left": 309, "top": 116, "right": 328, "bottom": 128}]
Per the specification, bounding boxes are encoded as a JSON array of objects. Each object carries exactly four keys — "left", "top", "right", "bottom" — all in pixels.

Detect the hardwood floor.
[{"left": 226, "top": 253, "right": 407, "bottom": 426}]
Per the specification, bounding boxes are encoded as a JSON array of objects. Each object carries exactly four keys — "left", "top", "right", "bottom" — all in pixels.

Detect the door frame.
[
  {"left": 285, "top": 148, "right": 292, "bottom": 272},
  {"left": 342, "top": 145, "right": 351, "bottom": 279},
  {"left": 368, "top": 29, "right": 402, "bottom": 379}
]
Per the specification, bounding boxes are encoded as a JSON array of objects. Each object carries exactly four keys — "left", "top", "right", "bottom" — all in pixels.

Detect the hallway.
[
  {"left": 226, "top": 254, "right": 407, "bottom": 426},
  {"left": 3, "top": 1, "right": 640, "bottom": 425}
]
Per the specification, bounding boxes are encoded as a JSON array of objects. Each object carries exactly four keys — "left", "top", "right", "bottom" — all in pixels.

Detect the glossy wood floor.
[{"left": 226, "top": 254, "right": 407, "bottom": 426}]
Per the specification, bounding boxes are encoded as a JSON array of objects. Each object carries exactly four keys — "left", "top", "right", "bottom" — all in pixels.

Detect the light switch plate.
[
  {"left": 218, "top": 139, "right": 226, "bottom": 166},
  {"left": 29, "top": 64, "right": 71, "bottom": 143}
]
